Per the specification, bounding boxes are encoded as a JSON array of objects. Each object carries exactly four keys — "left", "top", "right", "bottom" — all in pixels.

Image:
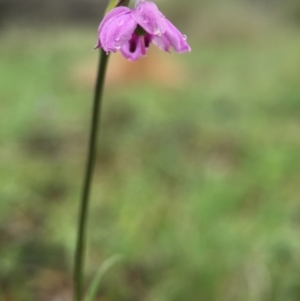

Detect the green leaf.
[{"left": 84, "top": 255, "right": 123, "bottom": 301}]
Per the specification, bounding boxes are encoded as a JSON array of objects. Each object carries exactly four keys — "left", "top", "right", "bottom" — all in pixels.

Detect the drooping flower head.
[{"left": 95, "top": 0, "right": 191, "bottom": 61}]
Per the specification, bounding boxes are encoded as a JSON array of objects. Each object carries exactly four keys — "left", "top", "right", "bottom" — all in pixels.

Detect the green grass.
[{"left": 1, "top": 18, "right": 300, "bottom": 301}]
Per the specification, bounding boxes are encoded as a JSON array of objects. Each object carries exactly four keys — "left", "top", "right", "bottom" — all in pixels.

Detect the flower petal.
[
  {"left": 100, "top": 11, "right": 137, "bottom": 53},
  {"left": 98, "top": 7, "right": 131, "bottom": 35},
  {"left": 131, "top": 1, "right": 167, "bottom": 36},
  {"left": 96, "top": 7, "right": 132, "bottom": 48},
  {"left": 120, "top": 34, "right": 149, "bottom": 61},
  {"left": 152, "top": 35, "right": 171, "bottom": 52},
  {"left": 163, "top": 20, "right": 191, "bottom": 53}
]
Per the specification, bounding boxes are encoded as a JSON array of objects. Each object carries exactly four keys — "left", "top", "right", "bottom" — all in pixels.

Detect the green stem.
[{"left": 74, "top": 49, "right": 109, "bottom": 301}]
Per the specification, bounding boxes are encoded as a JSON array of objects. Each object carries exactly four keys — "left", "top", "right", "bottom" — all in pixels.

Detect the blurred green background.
[{"left": 1, "top": 0, "right": 300, "bottom": 300}]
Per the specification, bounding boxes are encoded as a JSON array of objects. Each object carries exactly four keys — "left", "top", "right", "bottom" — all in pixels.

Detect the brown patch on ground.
[
  {"left": 71, "top": 46, "right": 187, "bottom": 89},
  {"left": 30, "top": 269, "right": 72, "bottom": 301}
]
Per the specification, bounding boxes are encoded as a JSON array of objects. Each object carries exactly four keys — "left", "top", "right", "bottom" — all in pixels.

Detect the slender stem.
[{"left": 74, "top": 49, "right": 109, "bottom": 301}]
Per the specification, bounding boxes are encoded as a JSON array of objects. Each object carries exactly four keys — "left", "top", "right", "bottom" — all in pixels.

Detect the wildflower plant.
[
  {"left": 73, "top": 1, "right": 191, "bottom": 301},
  {"left": 95, "top": 0, "right": 191, "bottom": 60}
]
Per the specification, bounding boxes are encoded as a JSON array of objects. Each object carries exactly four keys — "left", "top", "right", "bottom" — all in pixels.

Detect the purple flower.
[{"left": 95, "top": 0, "right": 191, "bottom": 61}]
